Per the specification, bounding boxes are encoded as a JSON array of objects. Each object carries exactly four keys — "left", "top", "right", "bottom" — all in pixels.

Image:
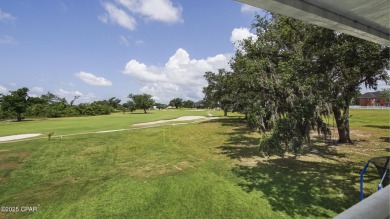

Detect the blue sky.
[
  {"left": 0, "top": 1, "right": 387, "bottom": 105},
  {"left": 0, "top": 0, "right": 261, "bottom": 104}
]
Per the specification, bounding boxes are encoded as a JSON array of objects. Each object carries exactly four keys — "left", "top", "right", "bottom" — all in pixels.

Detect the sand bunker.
[
  {"left": 0, "top": 133, "right": 42, "bottom": 142},
  {"left": 133, "top": 116, "right": 216, "bottom": 127}
]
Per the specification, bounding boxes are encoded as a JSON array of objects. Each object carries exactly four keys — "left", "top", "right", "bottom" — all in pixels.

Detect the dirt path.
[{"left": 0, "top": 134, "right": 42, "bottom": 142}]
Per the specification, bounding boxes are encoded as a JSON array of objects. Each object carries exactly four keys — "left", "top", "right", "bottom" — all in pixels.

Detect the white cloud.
[
  {"left": 230, "top": 27, "right": 257, "bottom": 49},
  {"left": 28, "top": 94, "right": 38, "bottom": 98},
  {"left": 55, "top": 89, "right": 82, "bottom": 98},
  {"left": 124, "top": 60, "right": 167, "bottom": 82},
  {"left": 55, "top": 89, "right": 97, "bottom": 103},
  {"left": 119, "top": 35, "right": 130, "bottom": 46},
  {"left": 29, "top": 86, "right": 44, "bottom": 97},
  {"left": 0, "top": 36, "right": 17, "bottom": 45},
  {"left": 135, "top": 39, "right": 144, "bottom": 45},
  {"left": 0, "top": 9, "right": 16, "bottom": 23},
  {"left": 9, "top": 82, "right": 16, "bottom": 87},
  {"left": 31, "top": 86, "right": 44, "bottom": 93},
  {"left": 240, "top": 4, "right": 259, "bottom": 14},
  {"left": 75, "top": 71, "right": 113, "bottom": 86},
  {"left": 116, "top": 0, "right": 182, "bottom": 23},
  {"left": 123, "top": 48, "right": 231, "bottom": 103},
  {"left": 0, "top": 85, "right": 8, "bottom": 94},
  {"left": 99, "top": 2, "right": 137, "bottom": 30},
  {"left": 119, "top": 35, "right": 144, "bottom": 46}
]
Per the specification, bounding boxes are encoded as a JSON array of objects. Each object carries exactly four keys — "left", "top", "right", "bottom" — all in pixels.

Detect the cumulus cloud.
[
  {"left": 99, "top": 2, "right": 137, "bottom": 30},
  {"left": 124, "top": 60, "right": 167, "bottom": 82},
  {"left": 75, "top": 71, "right": 112, "bottom": 86},
  {"left": 29, "top": 87, "right": 44, "bottom": 97},
  {"left": 55, "top": 89, "right": 97, "bottom": 103},
  {"left": 0, "top": 36, "right": 17, "bottom": 45},
  {"left": 123, "top": 48, "right": 230, "bottom": 102},
  {"left": 240, "top": 4, "right": 259, "bottom": 14},
  {"left": 55, "top": 89, "right": 82, "bottom": 98},
  {"left": 0, "top": 8, "right": 16, "bottom": 23},
  {"left": 31, "top": 86, "right": 44, "bottom": 93},
  {"left": 100, "top": 0, "right": 182, "bottom": 30},
  {"left": 117, "top": 0, "right": 182, "bottom": 23},
  {"left": 0, "top": 85, "right": 7, "bottom": 94},
  {"left": 230, "top": 27, "right": 257, "bottom": 49}
]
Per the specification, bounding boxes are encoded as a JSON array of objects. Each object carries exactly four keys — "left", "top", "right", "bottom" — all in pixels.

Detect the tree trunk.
[
  {"left": 223, "top": 109, "right": 228, "bottom": 117},
  {"left": 259, "top": 116, "right": 266, "bottom": 133},
  {"left": 333, "top": 106, "right": 352, "bottom": 143},
  {"left": 143, "top": 108, "right": 147, "bottom": 113},
  {"left": 16, "top": 113, "right": 22, "bottom": 121},
  {"left": 304, "top": 120, "right": 311, "bottom": 146}
]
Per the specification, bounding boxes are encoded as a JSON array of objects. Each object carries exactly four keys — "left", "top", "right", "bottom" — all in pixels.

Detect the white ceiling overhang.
[{"left": 237, "top": 0, "right": 390, "bottom": 46}]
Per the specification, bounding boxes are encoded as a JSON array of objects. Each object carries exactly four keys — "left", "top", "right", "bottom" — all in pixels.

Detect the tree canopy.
[
  {"left": 183, "top": 100, "right": 195, "bottom": 108},
  {"left": 0, "top": 87, "right": 30, "bottom": 121},
  {"left": 122, "top": 101, "right": 137, "bottom": 113},
  {"left": 128, "top": 93, "right": 155, "bottom": 113},
  {"left": 169, "top": 98, "right": 183, "bottom": 109},
  {"left": 0, "top": 89, "right": 123, "bottom": 120},
  {"left": 203, "top": 13, "right": 389, "bottom": 156},
  {"left": 203, "top": 69, "right": 235, "bottom": 117},
  {"left": 380, "top": 88, "right": 390, "bottom": 103}
]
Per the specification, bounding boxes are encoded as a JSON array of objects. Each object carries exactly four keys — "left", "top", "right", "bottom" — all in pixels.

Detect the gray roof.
[{"left": 359, "top": 91, "right": 381, "bottom": 99}]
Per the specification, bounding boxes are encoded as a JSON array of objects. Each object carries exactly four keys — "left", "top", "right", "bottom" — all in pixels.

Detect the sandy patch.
[
  {"left": 95, "top": 129, "right": 125, "bottom": 133},
  {"left": 173, "top": 116, "right": 207, "bottom": 121},
  {"left": 0, "top": 133, "right": 42, "bottom": 142},
  {"left": 133, "top": 116, "right": 217, "bottom": 127}
]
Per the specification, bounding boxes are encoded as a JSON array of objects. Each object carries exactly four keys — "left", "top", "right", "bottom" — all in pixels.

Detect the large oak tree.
[
  {"left": 203, "top": 69, "right": 235, "bottom": 117},
  {"left": 227, "top": 13, "right": 389, "bottom": 154}
]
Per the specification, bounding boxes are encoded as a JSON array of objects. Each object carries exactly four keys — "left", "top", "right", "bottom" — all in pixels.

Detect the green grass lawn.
[
  {"left": 0, "top": 109, "right": 388, "bottom": 218},
  {"left": 0, "top": 109, "right": 229, "bottom": 137}
]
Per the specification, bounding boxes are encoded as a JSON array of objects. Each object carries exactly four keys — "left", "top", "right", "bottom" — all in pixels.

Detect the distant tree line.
[
  {"left": 0, "top": 88, "right": 202, "bottom": 121},
  {"left": 203, "top": 13, "right": 389, "bottom": 156},
  {"left": 168, "top": 98, "right": 195, "bottom": 109},
  {"left": 0, "top": 88, "right": 119, "bottom": 120}
]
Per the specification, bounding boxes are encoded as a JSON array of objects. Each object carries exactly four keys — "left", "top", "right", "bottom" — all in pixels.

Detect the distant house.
[{"left": 358, "top": 91, "right": 389, "bottom": 106}]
